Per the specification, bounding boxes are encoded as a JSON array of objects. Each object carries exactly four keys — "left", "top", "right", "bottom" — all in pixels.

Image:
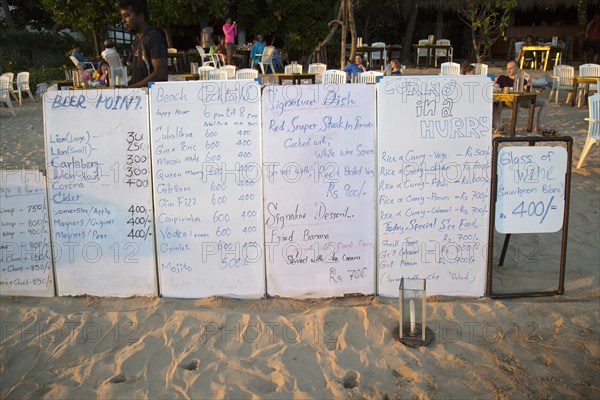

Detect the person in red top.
[
  {"left": 584, "top": 11, "right": 600, "bottom": 63},
  {"left": 222, "top": 17, "right": 238, "bottom": 65}
]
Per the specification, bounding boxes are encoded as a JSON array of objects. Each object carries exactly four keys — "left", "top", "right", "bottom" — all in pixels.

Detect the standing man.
[
  {"left": 222, "top": 17, "right": 237, "bottom": 65},
  {"left": 119, "top": 0, "right": 168, "bottom": 88}
]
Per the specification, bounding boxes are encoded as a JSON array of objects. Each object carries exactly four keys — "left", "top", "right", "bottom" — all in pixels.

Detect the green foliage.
[
  {"left": 237, "top": 0, "right": 332, "bottom": 58},
  {"left": 40, "top": 0, "right": 119, "bottom": 43},
  {"left": 29, "top": 66, "right": 66, "bottom": 94},
  {"left": 459, "top": 0, "right": 517, "bottom": 62},
  {"left": 0, "top": 29, "right": 73, "bottom": 71}
]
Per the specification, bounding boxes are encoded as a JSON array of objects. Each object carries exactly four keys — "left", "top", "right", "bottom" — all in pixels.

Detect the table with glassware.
[{"left": 493, "top": 91, "right": 538, "bottom": 137}]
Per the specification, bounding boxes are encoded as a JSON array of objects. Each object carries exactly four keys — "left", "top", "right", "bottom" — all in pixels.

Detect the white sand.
[{"left": 1, "top": 69, "right": 598, "bottom": 398}]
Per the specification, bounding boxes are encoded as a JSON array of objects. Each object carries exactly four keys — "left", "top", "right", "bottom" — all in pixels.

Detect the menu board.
[
  {"left": 149, "top": 80, "right": 265, "bottom": 298},
  {"left": 44, "top": 89, "right": 157, "bottom": 296},
  {"left": 495, "top": 146, "right": 567, "bottom": 233},
  {"left": 0, "top": 171, "right": 54, "bottom": 297},
  {"left": 262, "top": 84, "right": 377, "bottom": 298},
  {"left": 377, "top": 76, "right": 492, "bottom": 297}
]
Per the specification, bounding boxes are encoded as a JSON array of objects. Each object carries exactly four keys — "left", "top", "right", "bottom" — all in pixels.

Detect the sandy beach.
[{"left": 1, "top": 69, "right": 599, "bottom": 399}]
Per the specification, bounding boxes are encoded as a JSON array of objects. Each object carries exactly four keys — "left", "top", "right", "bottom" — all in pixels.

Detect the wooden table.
[
  {"left": 519, "top": 45, "right": 562, "bottom": 71},
  {"left": 356, "top": 45, "right": 402, "bottom": 69},
  {"left": 570, "top": 76, "right": 600, "bottom": 107},
  {"left": 274, "top": 73, "right": 317, "bottom": 85},
  {"left": 493, "top": 92, "right": 538, "bottom": 137},
  {"left": 412, "top": 44, "right": 453, "bottom": 67}
]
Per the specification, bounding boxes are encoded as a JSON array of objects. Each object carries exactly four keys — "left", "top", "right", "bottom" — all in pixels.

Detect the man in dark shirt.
[
  {"left": 492, "top": 60, "right": 551, "bottom": 135},
  {"left": 119, "top": 0, "right": 168, "bottom": 88}
]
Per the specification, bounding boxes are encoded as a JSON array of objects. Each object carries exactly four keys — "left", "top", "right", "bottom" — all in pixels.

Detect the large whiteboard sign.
[
  {"left": 0, "top": 171, "right": 54, "bottom": 297},
  {"left": 43, "top": 89, "right": 157, "bottom": 296},
  {"left": 262, "top": 84, "right": 377, "bottom": 298},
  {"left": 495, "top": 146, "right": 567, "bottom": 233},
  {"left": 149, "top": 80, "right": 265, "bottom": 298},
  {"left": 377, "top": 76, "right": 492, "bottom": 297}
]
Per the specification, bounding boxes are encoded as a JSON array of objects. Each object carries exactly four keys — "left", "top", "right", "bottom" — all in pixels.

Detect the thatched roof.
[{"left": 416, "top": 0, "right": 579, "bottom": 12}]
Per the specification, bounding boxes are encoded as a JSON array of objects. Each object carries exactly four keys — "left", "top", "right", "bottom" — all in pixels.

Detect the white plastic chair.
[
  {"left": 69, "top": 55, "right": 95, "bottom": 71},
  {"left": 577, "top": 64, "right": 600, "bottom": 107},
  {"left": 577, "top": 93, "right": 599, "bottom": 168},
  {"left": 472, "top": 63, "right": 488, "bottom": 75},
  {"left": 235, "top": 68, "right": 259, "bottom": 79},
  {"left": 308, "top": 63, "right": 327, "bottom": 82},
  {"left": 220, "top": 65, "right": 236, "bottom": 79},
  {"left": 284, "top": 64, "right": 303, "bottom": 74},
  {"left": 209, "top": 69, "right": 228, "bottom": 80},
  {"left": 14, "top": 72, "right": 35, "bottom": 105},
  {"left": 2, "top": 72, "right": 16, "bottom": 102},
  {"left": 197, "top": 65, "right": 215, "bottom": 80},
  {"left": 322, "top": 69, "right": 346, "bottom": 84},
  {"left": 0, "top": 75, "right": 16, "bottom": 116},
  {"left": 369, "top": 42, "right": 387, "bottom": 70},
  {"left": 415, "top": 39, "right": 430, "bottom": 67},
  {"left": 549, "top": 65, "right": 574, "bottom": 105},
  {"left": 440, "top": 62, "right": 460, "bottom": 75},
  {"left": 359, "top": 70, "right": 383, "bottom": 84},
  {"left": 257, "top": 46, "right": 277, "bottom": 74},
  {"left": 434, "top": 39, "right": 452, "bottom": 67},
  {"left": 105, "top": 53, "right": 128, "bottom": 87},
  {"left": 196, "top": 45, "right": 219, "bottom": 68}
]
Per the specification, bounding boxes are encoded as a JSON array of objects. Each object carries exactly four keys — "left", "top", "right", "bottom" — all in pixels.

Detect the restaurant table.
[
  {"left": 274, "top": 73, "right": 317, "bottom": 85},
  {"left": 235, "top": 49, "right": 251, "bottom": 69},
  {"left": 167, "top": 52, "right": 197, "bottom": 73},
  {"left": 518, "top": 45, "right": 562, "bottom": 71},
  {"left": 411, "top": 43, "right": 453, "bottom": 68},
  {"left": 570, "top": 76, "right": 600, "bottom": 107},
  {"left": 493, "top": 91, "right": 538, "bottom": 137},
  {"left": 356, "top": 45, "right": 402, "bottom": 69}
]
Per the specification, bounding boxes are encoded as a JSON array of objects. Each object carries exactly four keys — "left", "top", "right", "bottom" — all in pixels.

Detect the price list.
[
  {"left": 149, "top": 80, "right": 265, "bottom": 298},
  {"left": 377, "top": 76, "right": 492, "bottom": 297},
  {"left": 43, "top": 89, "right": 157, "bottom": 296},
  {"left": 0, "top": 171, "right": 54, "bottom": 296},
  {"left": 262, "top": 84, "right": 377, "bottom": 298},
  {"left": 495, "top": 146, "right": 567, "bottom": 234}
]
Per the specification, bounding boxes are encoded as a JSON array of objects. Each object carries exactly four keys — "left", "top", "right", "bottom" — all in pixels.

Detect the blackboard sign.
[
  {"left": 43, "top": 89, "right": 157, "bottom": 296},
  {"left": 495, "top": 146, "right": 567, "bottom": 233},
  {"left": 149, "top": 80, "right": 265, "bottom": 298},
  {"left": 0, "top": 171, "right": 54, "bottom": 296},
  {"left": 262, "top": 84, "right": 377, "bottom": 298},
  {"left": 377, "top": 76, "right": 493, "bottom": 297}
]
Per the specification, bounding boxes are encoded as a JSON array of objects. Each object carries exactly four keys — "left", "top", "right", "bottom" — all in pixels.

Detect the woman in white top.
[{"left": 101, "top": 40, "right": 118, "bottom": 60}]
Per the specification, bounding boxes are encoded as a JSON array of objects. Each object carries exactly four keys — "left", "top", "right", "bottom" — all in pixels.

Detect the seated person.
[
  {"left": 385, "top": 58, "right": 403, "bottom": 76},
  {"left": 71, "top": 44, "right": 86, "bottom": 63},
  {"left": 212, "top": 37, "right": 227, "bottom": 65},
  {"left": 492, "top": 60, "right": 554, "bottom": 136},
  {"left": 461, "top": 61, "right": 474, "bottom": 75},
  {"left": 93, "top": 61, "right": 110, "bottom": 86},
  {"left": 101, "top": 41, "right": 118, "bottom": 60},
  {"left": 249, "top": 35, "right": 266, "bottom": 69},
  {"left": 343, "top": 54, "right": 367, "bottom": 81}
]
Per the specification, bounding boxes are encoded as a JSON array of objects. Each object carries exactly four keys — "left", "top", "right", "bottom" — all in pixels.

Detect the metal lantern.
[{"left": 398, "top": 278, "right": 433, "bottom": 347}]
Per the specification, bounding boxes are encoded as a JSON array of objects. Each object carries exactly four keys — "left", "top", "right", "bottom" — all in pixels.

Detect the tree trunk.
[
  {"left": 340, "top": 0, "right": 347, "bottom": 69},
  {"left": 0, "top": 0, "right": 15, "bottom": 31},
  {"left": 348, "top": 0, "right": 357, "bottom": 63},
  {"left": 401, "top": 2, "right": 418, "bottom": 64},
  {"left": 309, "top": 5, "right": 343, "bottom": 65}
]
